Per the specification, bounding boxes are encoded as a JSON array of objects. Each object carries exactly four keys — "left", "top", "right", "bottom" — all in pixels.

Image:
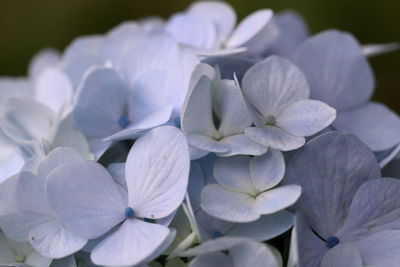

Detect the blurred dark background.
[{"left": 0, "top": 0, "right": 399, "bottom": 111}]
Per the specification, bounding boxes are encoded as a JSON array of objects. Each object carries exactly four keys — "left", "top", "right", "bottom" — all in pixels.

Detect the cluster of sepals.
[{"left": 0, "top": 1, "right": 400, "bottom": 267}]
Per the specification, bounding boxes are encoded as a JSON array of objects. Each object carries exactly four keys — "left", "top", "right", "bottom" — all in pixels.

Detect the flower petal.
[
  {"left": 73, "top": 67, "right": 128, "bottom": 139},
  {"left": 333, "top": 102, "right": 400, "bottom": 151},
  {"left": 189, "top": 1, "right": 236, "bottom": 41},
  {"left": 181, "top": 74, "right": 217, "bottom": 137},
  {"left": 245, "top": 125, "right": 305, "bottom": 151},
  {"left": 61, "top": 36, "right": 104, "bottom": 87},
  {"left": 166, "top": 12, "right": 217, "bottom": 50},
  {"left": 91, "top": 220, "right": 169, "bottom": 267},
  {"left": 201, "top": 184, "right": 259, "bottom": 223},
  {"left": 187, "top": 134, "right": 229, "bottom": 154},
  {"left": 227, "top": 9, "right": 273, "bottom": 48},
  {"left": 126, "top": 126, "right": 190, "bottom": 219},
  {"left": 278, "top": 100, "right": 336, "bottom": 137},
  {"left": 249, "top": 149, "right": 285, "bottom": 192},
  {"left": 34, "top": 67, "right": 73, "bottom": 113},
  {"left": 254, "top": 185, "right": 301, "bottom": 215},
  {"left": 29, "top": 220, "right": 87, "bottom": 258},
  {"left": 292, "top": 30, "right": 374, "bottom": 110},
  {"left": 0, "top": 172, "right": 51, "bottom": 242},
  {"left": 320, "top": 243, "right": 362, "bottom": 267},
  {"left": 242, "top": 55, "right": 309, "bottom": 119},
  {"left": 213, "top": 156, "right": 253, "bottom": 194},
  {"left": 28, "top": 48, "right": 61, "bottom": 79},
  {"left": 46, "top": 161, "right": 126, "bottom": 239},
  {"left": 354, "top": 230, "right": 400, "bottom": 267},
  {"left": 340, "top": 178, "right": 400, "bottom": 237},
  {"left": 228, "top": 211, "right": 294, "bottom": 241},
  {"left": 284, "top": 132, "right": 381, "bottom": 238},
  {"left": 37, "top": 147, "right": 84, "bottom": 184},
  {"left": 214, "top": 79, "right": 252, "bottom": 137},
  {"left": 229, "top": 241, "right": 281, "bottom": 267},
  {"left": 218, "top": 134, "right": 268, "bottom": 157}
]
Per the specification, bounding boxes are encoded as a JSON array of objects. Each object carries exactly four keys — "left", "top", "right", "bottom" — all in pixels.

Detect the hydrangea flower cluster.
[{"left": 1, "top": 1, "right": 400, "bottom": 267}]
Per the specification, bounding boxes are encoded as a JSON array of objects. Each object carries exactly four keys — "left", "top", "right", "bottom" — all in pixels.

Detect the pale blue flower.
[
  {"left": 73, "top": 67, "right": 172, "bottom": 145},
  {"left": 242, "top": 56, "right": 337, "bottom": 151},
  {"left": 201, "top": 149, "right": 301, "bottom": 222},
  {"left": 285, "top": 131, "right": 400, "bottom": 267},
  {"left": 292, "top": 30, "right": 400, "bottom": 156},
  {"left": 0, "top": 148, "right": 88, "bottom": 258},
  {"left": 181, "top": 63, "right": 268, "bottom": 159},
  {"left": 45, "top": 126, "right": 190, "bottom": 266},
  {"left": 165, "top": 1, "right": 278, "bottom": 57}
]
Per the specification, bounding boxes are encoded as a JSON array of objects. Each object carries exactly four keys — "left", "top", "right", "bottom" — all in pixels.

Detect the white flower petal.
[
  {"left": 73, "top": 67, "right": 128, "bottom": 139},
  {"left": 37, "top": 147, "right": 84, "bottom": 184},
  {"left": 213, "top": 156, "right": 253, "bottom": 193},
  {"left": 61, "top": 36, "right": 104, "bottom": 87},
  {"left": 189, "top": 1, "right": 236, "bottom": 41},
  {"left": 249, "top": 149, "right": 285, "bottom": 192},
  {"left": 126, "top": 126, "right": 190, "bottom": 219},
  {"left": 218, "top": 134, "right": 268, "bottom": 157},
  {"left": 91, "top": 220, "right": 169, "bottom": 267},
  {"left": 0, "top": 172, "right": 51, "bottom": 242},
  {"left": 229, "top": 241, "right": 281, "bottom": 267},
  {"left": 28, "top": 48, "right": 61, "bottom": 79},
  {"left": 278, "top": 100, "right": 336, "bottom": 137},
  {"left": 0, "top": 152, "right": 24, "bottom": 184},
  {"left": 46, "top": 161, "right": 126, "bottom": 239},
  {"left": 227, "top": 9, "right": 273, "bottom": 48},
  {"left": 292, "top": 30, "right": 374, "bottom": 110},
  {"left": 34, "top": 67, "right": 73, "bottom": 113},
  {"left": 181, "top": 74, "right": 217, "bottom": 137},
  {"left": 242, "top": 56, "right": 310, "bottom": 119},
  {"left": 2, "top": 97, "right": 55, "bottom": 143},
  {"left": 103, "top": 106, "right": 173, "bottom": 142},
  {"left": 214, "top": 79, "right": 252, "bottom": 137},
  {"left": 166, "top": 12, "right": 217, "bottom": 50},
  {"left": 187, "top": 134, "right": 229, "bottom": 154},
  {"left": 201, "top": 184, "right": 259, "bottom": 223},
  {"left": 29, "top": 220, "right": 86, "bottom": 258},
  {"left": 245, "top": 125, "right": 305, "bottom": 151},
  {"left": 254, "top": 185, "right": 301, "bottom": 215}
]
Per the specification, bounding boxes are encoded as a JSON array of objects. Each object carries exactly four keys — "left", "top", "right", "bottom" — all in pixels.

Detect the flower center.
[
  {"left": 124, "top": 207, "right": 135, "bottom": 219},
  {"left": 213, "top": 231, "right": 223, "bottom": 239},
  {"left": 326, "top": 236, "right": 340, "bottom": 248},
  {"left": 15, "top": 254, "right": 25, "bottom": 263},
  {"left": 265, "top": 115, "right": 276, "bottom": 126},
  {"left": 118, "top": 115, "right": 130, "bottom": 129}
]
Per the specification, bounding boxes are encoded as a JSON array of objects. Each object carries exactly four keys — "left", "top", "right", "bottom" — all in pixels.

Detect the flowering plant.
[{"left": 1, "top": 1, "right": 400, "bottom": 267}]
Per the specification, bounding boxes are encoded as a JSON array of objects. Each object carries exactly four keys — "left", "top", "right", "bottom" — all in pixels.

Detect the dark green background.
[{"left": 1, "top": 0, "right": 399, "bottom": 111}]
